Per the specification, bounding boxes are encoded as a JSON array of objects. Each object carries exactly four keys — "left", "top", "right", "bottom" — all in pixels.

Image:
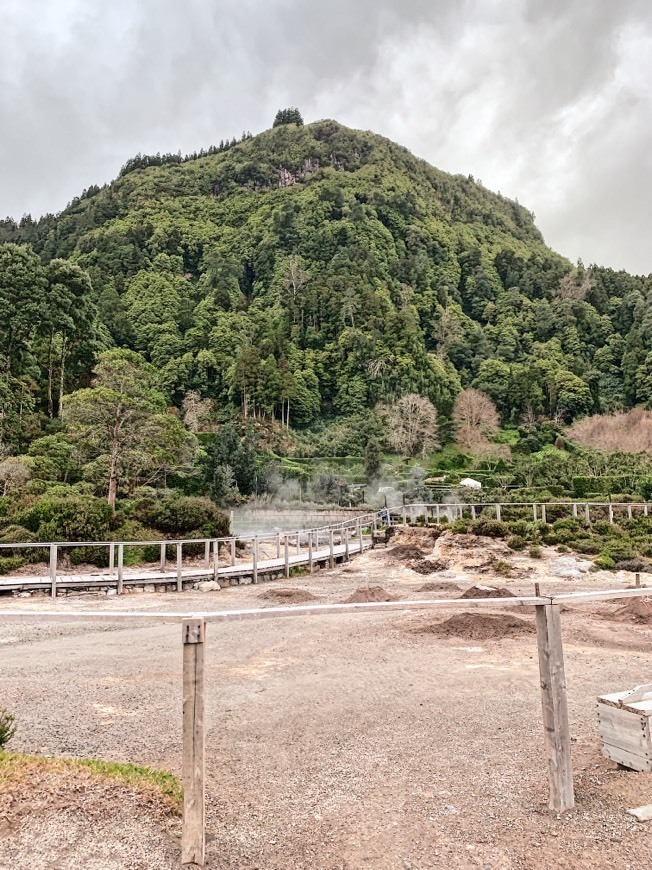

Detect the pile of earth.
[
  {"left": 413, "top": 612, "right": 535, "bottom": 640},
  {"left": 390, "top": 543, "right": 429, "bottom": 562},
  {"left": 608, "top": 598, "right": 652, "bottom": 624},
  {"left": 260, "top": 588, "right": 318, "bottom": 603},
  {"left": 461, "top": 584, "right": 516, "bottom": 600},
  {"left": 344, "top": 586, "right": 398, "bottom": 603}
]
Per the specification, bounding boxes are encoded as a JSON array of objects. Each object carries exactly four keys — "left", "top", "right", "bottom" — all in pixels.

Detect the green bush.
[
  {"left": 507, "top": 534, "right": 527, "bottom": 551},
  {"left": 0, "top": 710, "right": 16, "bottom": 748},
  {"left": 15, "top": 493, "right": 112, "bottom": 541},
  {"left": 552, "top": 517, "right": 583, "bottom": 533},
  {"left": 451, "top": 519, "right": 471, "bottom": 534},
  {"left": 603, "top": 541, "right": 636, "bottom": 561},
  {"left": 528, "top": 545, "right": 542, "bottom": 559},
  {"left": 141, "top": 496, "right": 229, "bottom": 538},
  {"left": 572, "top": 539, "right": 601, "bottom": 555},
  {"left": 0, "top": 555, "right": 24, "bottom": 574},
  {"left": 594, "top": 554, "right": 615, "bottom": 570},
  {"left": 469, "top": 519, "right": 509, "bottom": 538}
]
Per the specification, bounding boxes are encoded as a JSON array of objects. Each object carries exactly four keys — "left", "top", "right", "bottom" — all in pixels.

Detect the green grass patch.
[{"left": 0, "top": 751, "right": 182, "bottom": 812}]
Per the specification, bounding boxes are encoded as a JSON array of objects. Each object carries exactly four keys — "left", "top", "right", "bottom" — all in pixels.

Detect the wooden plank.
[
  {"left": 553, "top": 587, "right": 652, "bottom": 604},
  {"left": 623, "top": 699, "right": 652, "bottom": 717},
  {"left": 602, "top": 743, "right": 652, "bottom": 772},
  {"left": 597, "top": 705, "right": 647, "bottom": 732},
  {"left": 182, "top": 618, "right": 206, "bottom": 866},
  {"left": 535, "top": 603, "right": 574, "bottom": 812},
  {"left": 599, "top": 727, "right": 649, "bottom": 755},
  {"left": 176, "top": 543, "right": 183, "bottom": 592}
]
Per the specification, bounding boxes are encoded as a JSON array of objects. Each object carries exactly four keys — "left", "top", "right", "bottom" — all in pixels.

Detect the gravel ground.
[{"left": 1, "top": 537, "right": 652, "bottom": 868}]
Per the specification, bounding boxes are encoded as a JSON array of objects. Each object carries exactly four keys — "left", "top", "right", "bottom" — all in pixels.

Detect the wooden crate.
[{"left": 597, "top": 684, "right": 652, "bottom": 772}]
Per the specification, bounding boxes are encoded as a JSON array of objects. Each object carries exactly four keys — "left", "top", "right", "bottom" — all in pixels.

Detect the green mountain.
[{"left": 2, "top": 117, "right": 651, "bottom": 454}]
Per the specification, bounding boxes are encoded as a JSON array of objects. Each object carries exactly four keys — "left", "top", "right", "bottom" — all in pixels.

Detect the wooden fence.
[{"left": 1, "top": 585, "right": 650, "bottom": 866}]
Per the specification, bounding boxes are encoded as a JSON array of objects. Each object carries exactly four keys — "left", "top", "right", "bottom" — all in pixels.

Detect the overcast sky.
[{"left": 1, "top": 0, "right": 650, "bottom": 274}]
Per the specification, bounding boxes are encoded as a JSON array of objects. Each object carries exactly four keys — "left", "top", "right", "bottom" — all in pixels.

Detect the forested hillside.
[{"left": 1, "top": 113, "right": 651, "bottom": 521}]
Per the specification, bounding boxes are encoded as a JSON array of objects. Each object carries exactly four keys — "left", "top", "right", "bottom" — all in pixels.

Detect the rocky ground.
[{"left": 1, "top": 531, "right": 651, "bottom": 868}]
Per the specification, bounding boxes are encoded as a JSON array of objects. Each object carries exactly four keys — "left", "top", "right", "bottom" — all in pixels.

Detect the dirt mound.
[
  {"left": 260, "top": 588, "right": 318, "bottom": 603},
  {"left": 461, "top": 584, "right": 516, "bottom": 600},
  {"left": 408, "top": 558, "right": 449, "bottom": 575},
  {"left": 415, "top": 612, "right": 535, "bottom": 640},
  {"left": 417, "top": 581, "right": 461, "bottom": 594},
  {"left": 344, "top": 586, "right": 398, "bottom": 603},
  {"left": 390, "top": 543, "right": 430, "bottom": 561},
  {"left": 609, "top": 597, "right": 652, "bottom": 624}
]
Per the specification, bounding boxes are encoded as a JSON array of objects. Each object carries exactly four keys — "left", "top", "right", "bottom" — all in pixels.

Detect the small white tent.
[{"left": 459, "top": 477, "right": 482, "bottom": 489}]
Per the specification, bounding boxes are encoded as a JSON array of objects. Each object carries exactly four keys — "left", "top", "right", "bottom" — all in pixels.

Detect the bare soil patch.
[
  {"left": 408, "top": 558, "right": 449, "bottom": 574},
  {"left": 413, "top": 611, "right": 536, "bottom": 640},
  {"left": 389, "top": 543, "right": 429, "bottom": 561},
  {"left": 344, "top": 585, "right": 398, "bottom": 603},
  {"left": 461, "top": 583, "right": 516, "bottom": 600},
  {"left": 416, "top": 580, "right": 461, "bottom": 594},
  {"left": 259, "top": 588, "right": 318, "bottom": 604}
]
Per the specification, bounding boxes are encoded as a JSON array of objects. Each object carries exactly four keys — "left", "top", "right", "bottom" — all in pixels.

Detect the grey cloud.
[{"left": 0, "top": 0, "right": 650, "bottom": 274}]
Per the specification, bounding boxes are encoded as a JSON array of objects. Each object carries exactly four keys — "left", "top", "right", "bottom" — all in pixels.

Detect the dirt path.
[{"left": 1, "top": 540, "right": 651, "bottom": 868}]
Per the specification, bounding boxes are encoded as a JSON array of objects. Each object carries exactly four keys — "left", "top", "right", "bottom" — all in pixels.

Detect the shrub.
[
  {"left": 603, "top": 541, "right": 636, "bottom": 562},
  {"left": 594, "top": 554, "right": 615, "bottom": 570},
  {"left": 553, "top": 517, "right": 582, "bottom": 532},
  {"left": 0, "top": 709, "right": 16, "bottom": 748},
  {"left": 507, "top": 534, "right": 527, "bottom": 551},
  {"left": 528, "top": 545, "right": 542, "bottom": 559},
  {"left": 15, "top": 493, "right": 112, "bottom": 541},
  {"left": 143, "top": 496, "right": 229, "bottom": 538},
  {"left": 614, "top": 557, "right": 652, "bottom": 573},
  {"left": 0, "top": 555, "right": 24, "bottom": 575},
  {"left": 557, "top": 545, "right": 569, "bottom": 553},
  {"left": 450, "top": 519, "right": 471, "bottom": 534},
  {"left": 572, "top": 539, "right": 601, "bottom": 555},
  {"left": 493, "top": 560, "right": 511, "bottom": 575},
  {"left": 469, "top": 519, "right": 509, "bottom": 538}
]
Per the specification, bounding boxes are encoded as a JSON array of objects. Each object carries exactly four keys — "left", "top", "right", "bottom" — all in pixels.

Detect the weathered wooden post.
[
  {"left": 494, "top": 503, "right": 501, "bottom": 522},
  {"left": 435, "top": 504, "right": 440, "bottom": 524},
  {"left": 470, "top": 504, "right": 476, "bottom": 520},
  {"left": 344, "top": 527, "right": 350, "bottom": 561},
  {"left": 182, "top": 618, "right": 205, "bottom": 867},
  {"left": 296, "top": 533, "right": 301, "bottom": 556},
  {"left": 608, "top": 503, "right": 614, "bottom": 525},
  {"left": 358, "top": 519, "right": 363, "bottom": 553},
  {"left": 160, "top": 542, "right": 167, "bottom": 572},
  {"left": 252, "top": 537, "right": 258, "bottom": 584},
  {"left": 117, "top": 543, "right": 124, "bottom": 595},
  {"left": 212, "top": 541, "right": 219, "bottom": 582},
  {"left": 584, "top": 503, "right": 590, "bottom": 523},
  {"left": 627, "top": 504, "right": 633, "bottom": 520},
  {"left": 276, "top": 534, "right": 281, "bottom": 560},
  {"left": 284, "top": 536, "right": 290, "bottom": 579},
  {"left": 308, "top": 532, "right": 314, "bottom": 573},
  {"left": 402, "top": 506, "right": 407, "bottom": 526},
  {"left": 644, "top": 504, "right": 649, "bottom": 517},
  {"left": 204, "top": 540, "right": 210, "bottom": 570},
  {"left": 533, "top": 503, "right": 538, "bottom": 522},
  {"left": 535, "top": 603, "right": 574, "bottom": 813},
  {"left": 572, "top": 503, "right": 578, "bottom": 518},
  {"left": 49, "top": 544, "right": 58, "bottom": 599},
  {"left": 176, "top": 542, "right": 183, "bottom": 592},
  {"left": 230, "top": 538, "right": 236, "bottom": 567},
  {"left": 541, "top": 504, "right": 547, "bottom": 525},
  {"left": 108, "top": 542, "right": 115, "bottom": 576},
  {"left": 372, "top": 514, "right": 378, "bottom": 532}
]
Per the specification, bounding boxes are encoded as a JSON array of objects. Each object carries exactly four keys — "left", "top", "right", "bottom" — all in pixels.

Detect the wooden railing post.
[
  {"left": 541, "top": 504, "right": 547, "bottom": 525},
  {"left": 344, "top": 527, "right": 350, "bottom": 562},
  {"left": 572, "top": 503, "right": 578, "bottom": 518},
  {"left": 117, "top": 543, "right": 124, "bottom": 595},
  {"left": 584, "top": 503, "right": 590, "bottom": 523},
  {"left": 212, "top": 541, "right": 218, "bottom": 582},
  {"left": 435, "top": 504, "right": 440, "bottom": 524},
  {"left": 49, "top": 544, "right": 57, "bottom": 599},
  {"left": 276, "top": 534, "right": 281, "bottom": 559},
  {"left": 329, "top": 529, "right": 334, "bottom": 569},
  {"left": 176, "top": 542, "right": 183, "bottom": 592},
  {"left": 284, "top": 536, "right": 290, "bottom": 579},
  {"left": 644, "top": 504, "right": 649, "bottom": 517},
  {"left": 608, "top": 503, "right": 614, "bottom": 524},
  {"left": 296, "top": 533, "right": 301, "bottom": 555},
  {"left": 495, "top": 503, "right": 501, "bottom": 522},
  {"left": 358, "top": 520, "right": 363, "bottom": 553},
  {"left": 182, "top": 618, "right": 206, "bottom": 867},
  {"left": 535, "top": 603, "right": 574, "bottom": 813},
  {"left": 204, "top": 540, "right": 210, "bottom": 570},
  {"left": 402, "top": 506, "right": 407, "bottom": 526},
  {"left": 108, "top": 542, "right": 115, "bottom": 576},
  {"left": 230, "top": 538, "right": 236, "bottom": 567},
  {"left": 627, "top": 504, "right": 633, "bottom": 520},
  {"left": 533, "top": 503, "right": 537, "bottom": 522},
  {"left": 252, "top": 537, "right": 258, "bottom": 584},
  {"left": 160, "top": 542, "right": 166, "bottom": 572},
  {"left": 308, "top": 532, "right": 313, "bottom": 573},
  {"left": 470, "top": 505, "right": 476, "bottom": 520}
]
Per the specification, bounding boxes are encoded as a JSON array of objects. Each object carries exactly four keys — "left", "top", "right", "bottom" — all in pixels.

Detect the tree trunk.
[
  {"left": 107, "top": 441, "right": 119, "bottom": 508},
  {"left": 47, "top": 331, "right": 54, "bottom": 418},
  {"left": 57, "top": 333, "right": 67, "bottom": 417}
]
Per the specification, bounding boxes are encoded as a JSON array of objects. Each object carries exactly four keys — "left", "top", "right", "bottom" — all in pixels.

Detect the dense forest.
[{"left": 1, "top": 110, "right": 651, "bottom": 544}]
